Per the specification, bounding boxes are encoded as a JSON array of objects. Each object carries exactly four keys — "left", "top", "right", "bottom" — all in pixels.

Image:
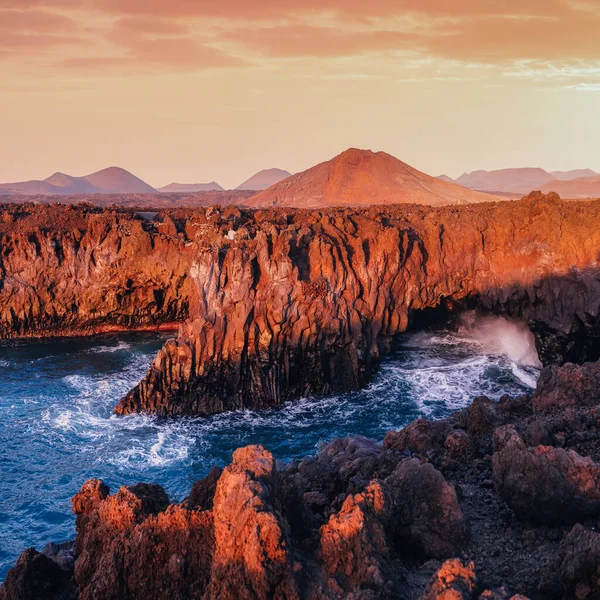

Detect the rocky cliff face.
[
  {"left": 0, "top": 204, "right": 197, "bottom": 337},
  {"left": 116, "top": 192, "right": 600, "bottom": 416},
  {"left": 6, "top": 360, "right": 600, "bottom": 599},
  {"left": 1, "top": 196, "right": 599, "bottom": 416}
]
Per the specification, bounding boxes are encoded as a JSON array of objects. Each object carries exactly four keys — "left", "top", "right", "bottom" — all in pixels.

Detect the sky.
[{"left": 1, "top": 0, "right": 600, "bottom": 189}]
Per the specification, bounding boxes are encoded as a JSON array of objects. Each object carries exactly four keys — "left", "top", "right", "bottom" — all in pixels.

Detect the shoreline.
[{"left": 3, "top": 358, "right": 600, "bottom": 599}]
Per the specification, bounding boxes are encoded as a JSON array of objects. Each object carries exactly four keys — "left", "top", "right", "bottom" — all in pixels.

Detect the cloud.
[
  {"left": 2, "top": 0, "right": 600, "bottom": 79},
  {"left": 224, "top": 25, "right": 420, "bottom": 58},
  {"left": 113, "top": 16, "right": 189, "bottom": 35},
  {"left": 0, "top": 8, "right": 78, "bottom": 31}
]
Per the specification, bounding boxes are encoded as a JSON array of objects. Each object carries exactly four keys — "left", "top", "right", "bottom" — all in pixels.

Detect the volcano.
[{"left": 245, "top": 149, "right": 501, "bottom": 208}]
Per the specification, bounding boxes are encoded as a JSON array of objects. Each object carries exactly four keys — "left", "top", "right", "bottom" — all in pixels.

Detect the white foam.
[{"left": 87, "top": 341, "right": 132, "bottom": 354}]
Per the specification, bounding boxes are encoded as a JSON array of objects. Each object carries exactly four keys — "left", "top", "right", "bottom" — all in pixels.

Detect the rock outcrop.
[
  {"left": 533, "top": 361, "right": 600, "bottom": 411},
  {"left": 1, "top": 195, "right": 600, "bottom": 416},
  {"left": 117, "top": 193, "right": 600, "bottom": 416},
  {"left": 492, "top": 426, "right": 600, "bottom": 525},
  {"left": 0, "top": 204, "right": 195, "bottom": 337}
]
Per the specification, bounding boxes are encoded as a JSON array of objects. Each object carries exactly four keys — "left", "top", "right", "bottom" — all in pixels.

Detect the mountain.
[
  {"left": 245, "top": 149, "right": 501, "bottom": 208},
  {"left": 437, "top": 174, "right": 456, "bottom": 183},
  {"left": 158, "top": 182, "right": 224, "bottom": 193},
  {"left": 455, "top": 168, "right": 554, "bottom": 194},
  {"left": 541, "top": 175, "right": 600, "bottom": 198},
  {"left": 0, "top": 167, "right": 156, "bottom": 195},
  {"left": 236, "top": 168, "right": 291, "bottom": 191},
  {"left": 550, "top": 169, "right": 598, "bottom": 181}
]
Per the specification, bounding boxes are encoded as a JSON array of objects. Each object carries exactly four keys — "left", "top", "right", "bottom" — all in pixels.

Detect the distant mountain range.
[
  {"left": 446, "top": 167, "right": 599, "bottom": 195},
  {"left": 2, "top": 159, "right": 598, "bottom": 203},
  {"left": 0, "top": 167, "right": 291, "bottom": 195},
  {"left": 236, "top": 168, "right": 291, "bottom": 191},
  {"left": 245, "top": 149, "right": 502, "bottom": 208},
  {"left": 0, "top": 167, "right": 157, "bottom": 195},
  {"left": 540, "top": 175, "right": 600, "bottom": 198}
]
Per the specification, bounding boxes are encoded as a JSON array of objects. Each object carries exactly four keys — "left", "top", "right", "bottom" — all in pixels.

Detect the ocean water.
[{"left": 0, "top": 314, "right": 540, "bottom": 580}]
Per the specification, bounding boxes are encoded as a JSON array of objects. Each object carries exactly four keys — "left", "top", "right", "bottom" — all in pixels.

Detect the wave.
[{"left": 86, "top": 341, "right": 132, "bottom": 354}]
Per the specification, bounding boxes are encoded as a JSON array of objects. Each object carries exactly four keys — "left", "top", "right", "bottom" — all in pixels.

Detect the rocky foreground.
[
  {"left": 4, "top": 359, "right": 600, "bottom": 599},
  {"left": 1, "top": 194, "right": 598, "bottom": 418}
]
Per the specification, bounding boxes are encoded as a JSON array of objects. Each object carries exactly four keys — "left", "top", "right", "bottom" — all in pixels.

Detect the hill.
[
  {"left": 158, "top": 182, "right": 224, "bottom": 193},
  {"left": 455, "top": 168, "right": 553, "bottom": 194},
  {"left": 236, "top": 168, "right": 291, "bottom": 191},
  {"left": 245, "top": 149, "right": 501, "bottom": 208},
  {"left": 0, "top": 167, "right": 156, "bottom": 195},
  {"left": 541, "top": 175, "right": 600, "bottom": 198},
  {"left": 551, "top": 169, "right": 598, "bottom": 181}
]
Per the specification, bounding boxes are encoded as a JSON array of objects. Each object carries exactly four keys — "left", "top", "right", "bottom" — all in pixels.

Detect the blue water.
[{"left": 0, "top": 316, "right": 540, "bottom": 580}]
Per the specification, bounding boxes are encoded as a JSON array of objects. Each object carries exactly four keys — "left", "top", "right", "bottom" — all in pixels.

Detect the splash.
[{"left": 457, "top": 311, "right": 542, "bottom": 368}]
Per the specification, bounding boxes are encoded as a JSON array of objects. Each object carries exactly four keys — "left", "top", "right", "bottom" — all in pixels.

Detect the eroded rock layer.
[
  {"left": 118, "top": 193, "right": 600, "bottom": 415},
  {"left": 6, "top": 360, "right": 600, "bottom": 599},
  {"left": 1, "top": 194, "right": 600, "bottom": 415}
]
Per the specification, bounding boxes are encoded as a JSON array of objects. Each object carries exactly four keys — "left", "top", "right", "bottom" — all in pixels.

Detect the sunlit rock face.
[
  {"left": 116, "top": 192, "right": 600, "bottom": 416},
  {"left": 1, "top": 194, "right": 599, "bottom": 417}
]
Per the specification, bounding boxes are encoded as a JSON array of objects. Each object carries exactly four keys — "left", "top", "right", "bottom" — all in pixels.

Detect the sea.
[{"left": 0, "top": 312, "right": 541, "bottom": 580}]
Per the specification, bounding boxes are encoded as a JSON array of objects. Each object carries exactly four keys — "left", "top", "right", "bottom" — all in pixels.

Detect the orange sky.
[{"left": 1, "top": 0, "right": 600, "bottom": 188}]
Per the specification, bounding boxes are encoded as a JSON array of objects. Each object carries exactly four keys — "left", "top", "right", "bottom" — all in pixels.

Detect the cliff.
[
  {"left": 0, "top": 204, "right": 196, "bottom": 337},
  {"left": 117, "top": 192, "right": 600, "bottom": 416},
  {"left": 5, "top": 360, "right": 600, "bottom": 599},
  {"left": 1, "top": 195, "right": 599, "bottom": 416}
]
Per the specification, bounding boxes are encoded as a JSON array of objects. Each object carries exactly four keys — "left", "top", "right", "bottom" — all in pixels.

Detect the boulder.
[
  {"left": 534, "top": 361, "right": 600, "bottom": 411},
  {"left": 385, "top": 458, "right": 466, "bottom": 558},
  {"left": 492, "top": 428, "right": 600, "bottom": 524}
]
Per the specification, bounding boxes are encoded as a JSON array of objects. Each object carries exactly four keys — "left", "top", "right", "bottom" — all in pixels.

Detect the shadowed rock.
[
  {"left": 386, "top": 458, "right": 466, "bottom": 559},
  {"left": 534, "top": 360, "right": 600, "bottom": 411},
  {"left": 492, "top": 427, "right": 600, "bottom": 524}
]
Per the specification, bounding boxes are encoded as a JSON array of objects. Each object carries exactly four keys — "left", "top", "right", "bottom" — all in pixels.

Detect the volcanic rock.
[
  {"left": 1, "top": 195, "right": 600, "bottom": 419},
  {"left": 206, "top": 445, "right": 300, "bottom": 600},
  {"left": 533, "top": 361, "right": 600, "bottom": 411},
  {"left": 0, "top": 549, "right": 75, "bottom": 600},
  {"left": 116, "top": 193, "right": 600, "bottom": 416},
  {"left": 559, "top": 524, "right": 600, "bottom": 599},
  {"left": 385, "top": 458, "right": 466, "bottom": 559},
  {"left": 421, "top": 559, "right": 477, "bottom": 600},
  {"left": 492, "top": 427, "right": 600, "bottom": 524},
  {"left": 319, "top": 481, "right": 391, "bottom": 595}
]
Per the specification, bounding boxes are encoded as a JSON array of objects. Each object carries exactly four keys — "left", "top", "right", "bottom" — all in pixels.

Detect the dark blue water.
[{"left": 0, "top": 314, "right": 540, "bottom": 580}]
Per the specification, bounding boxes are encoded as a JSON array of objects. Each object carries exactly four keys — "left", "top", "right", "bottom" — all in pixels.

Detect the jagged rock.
[
  {"left": 72, "top": 481, "right": 213, "bottom": 600},
  {"left": 206, "top": 445, "right": 300, "bottom": 600},
  {"left": 320, "top": 481, "right": 391, "bottom": 595},
  {"left": 383, "top": 419, "right": 448, "bottom": 460},
  {"left": 385, "top": 459, "right": 466, "bottom": 558},
  {"left": 421, "top": 559, "right": 477, "bottom": 599},
  {"left": 444, "top": 429, "right": 476, "bottom": 465},
  {"left": 492, "top": 428, "right": 600, "bottom": 524},
  {"left": 457, "top": 396, "right": 503, "bottom": 436},
  {"left": 288, "top": 436, "right": 398, "bottom": 511},
  {"left": 534, "top": 361, "right": 600, "bottom": 411},
  {"left": 0, "top": 548, "right": 75, "bottom": 600},
  {"left": 559, "top": 524, "right": 600, "bottom": 599},
  {"left": 42, "top": 540, "right": 76, "bottom": 572},
  {"left": 1, "top": 199, "right": 600, "bottom": 416},
  {"left": 117, "top": 195, "right": 600, "bottom": 416},
  {"left": 183, "top": 466, "right": 223, "bottom": 509}
]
